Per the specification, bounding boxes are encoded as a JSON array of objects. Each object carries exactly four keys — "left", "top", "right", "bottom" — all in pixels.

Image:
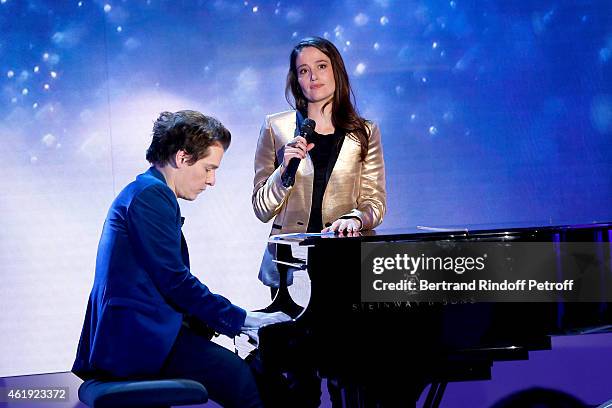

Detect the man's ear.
[{"left": 174, "top": 150, "right": 190, "bottom": 168}]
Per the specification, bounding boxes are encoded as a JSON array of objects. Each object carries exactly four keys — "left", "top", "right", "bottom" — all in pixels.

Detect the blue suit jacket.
[{"left": 72, "top": 167, "right": 246, "bottom": 379}]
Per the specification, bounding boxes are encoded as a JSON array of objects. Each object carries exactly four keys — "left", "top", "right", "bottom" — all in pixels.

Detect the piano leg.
[{"left": 262, "top": 249, "right": 304, "bottom": 318}]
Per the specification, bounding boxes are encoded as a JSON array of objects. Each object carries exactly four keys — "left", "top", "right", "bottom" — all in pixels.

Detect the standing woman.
[{"left": 253, "top": 36, "right": 386, "bottom": 289}]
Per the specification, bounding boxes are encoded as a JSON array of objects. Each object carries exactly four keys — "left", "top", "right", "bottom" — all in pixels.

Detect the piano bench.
[{"left": 78, "top": 378, "right": 208, "bottom": 408}]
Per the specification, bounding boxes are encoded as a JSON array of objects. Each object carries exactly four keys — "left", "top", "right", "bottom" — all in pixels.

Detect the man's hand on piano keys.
[
  {"left": 241, "top": 328, "right": 260, "bottom": 346},
  {"left": 242, "top": 311, "right": 291, "bottom": 330}
]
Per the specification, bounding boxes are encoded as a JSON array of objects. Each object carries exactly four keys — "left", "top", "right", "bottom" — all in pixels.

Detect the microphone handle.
[
  {"left": 281, "top": 157, "right": 301, "bottom": 188},
  {"left": 281, "top": 123, "right": 315, "bottom": 188}
]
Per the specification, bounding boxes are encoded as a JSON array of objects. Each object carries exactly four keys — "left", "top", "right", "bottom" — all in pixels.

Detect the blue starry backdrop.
[{"left": 0, "top": 0, "right": 610, "bottom": 376}]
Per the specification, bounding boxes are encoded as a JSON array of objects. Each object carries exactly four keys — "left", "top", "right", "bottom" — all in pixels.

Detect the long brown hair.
[{"left": 285, "top": 37, "right": 369, "bottom": 161}]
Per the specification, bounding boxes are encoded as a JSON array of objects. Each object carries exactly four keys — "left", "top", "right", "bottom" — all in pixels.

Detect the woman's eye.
[
  {"left": 299, "top": 68, "right": 308, "bottom": 75},
  {"left": 318, "top": 64, "right": 327, "bottom": 70}
]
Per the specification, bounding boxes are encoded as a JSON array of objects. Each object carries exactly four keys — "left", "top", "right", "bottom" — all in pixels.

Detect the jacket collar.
[
  {"left": 145, "top": 167, "right": 184, "bottom": 226},
  {"left": 147, "top": 166, "right": 167, "bottom": 185}
]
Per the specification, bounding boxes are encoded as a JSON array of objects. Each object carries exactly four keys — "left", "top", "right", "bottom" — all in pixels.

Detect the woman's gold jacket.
[{"left": 252, "top": 110, "right": 386, "bottom": 286}]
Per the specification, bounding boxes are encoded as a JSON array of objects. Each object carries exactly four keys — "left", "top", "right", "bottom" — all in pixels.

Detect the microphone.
[{"left": 281, "top": 118, "right": 316, "bottom": 188}]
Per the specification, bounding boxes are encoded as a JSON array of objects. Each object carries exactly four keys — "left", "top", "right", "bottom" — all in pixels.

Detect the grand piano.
[{"left": 245, "top": 222, "right": 612, "bottom": 407}]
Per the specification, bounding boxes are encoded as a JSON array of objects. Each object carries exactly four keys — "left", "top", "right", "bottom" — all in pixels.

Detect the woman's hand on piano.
[
  {"left": 322, "top": 217, "right": 362, "bottom": 235},
  {"left": 242, "top": 311, "right": 292, "bottom": 330}
]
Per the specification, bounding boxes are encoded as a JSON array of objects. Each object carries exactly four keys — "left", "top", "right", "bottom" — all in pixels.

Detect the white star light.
[
  {"left": 43, "top": 83, "right": 50, "bottom": 90},
  {"left": 42, "top": 133, "right": 57, "bottom": 147},
  {"left": 380, "top": 16, "right": 389, "bottom": 26},
  {"left": 34, "top": 65, "right": 40, "bottom": 73},
  {"left": 103, "top": 4, "right": 111, "bottom": 12},
  {"left": 50, "top": 71, "right": 58, "bottom": 78},
  {"left": 7, "top": 70, "right": 14, "bottom": 78},
  {"left": 354, "top": 13, "right": 369, "bottom": 26},
  {"left": 334, "top": 25, "right": 344, "bottom": 38},
  {"left": 354, "top": 62, "right": 366, "bottom": 76}
]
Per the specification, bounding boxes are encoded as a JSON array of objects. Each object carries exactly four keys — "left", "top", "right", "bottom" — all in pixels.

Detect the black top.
[{"left": 307, "top": 130, "right": 344, "bottom": 233}]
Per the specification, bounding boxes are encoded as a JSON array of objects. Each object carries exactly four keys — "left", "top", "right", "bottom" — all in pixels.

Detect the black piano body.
[{"left": 255, "top": 223, "right": 612, "bottom": 406}]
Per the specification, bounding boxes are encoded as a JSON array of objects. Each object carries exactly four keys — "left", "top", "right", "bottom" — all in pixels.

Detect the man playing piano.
[{"left": 72, "top": 110, "right": 290, "bottom": 408}]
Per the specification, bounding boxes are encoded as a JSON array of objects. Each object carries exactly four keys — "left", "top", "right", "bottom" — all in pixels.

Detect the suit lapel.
[{"left": 324, "top": 131, "right": 344, "bottom": 185}]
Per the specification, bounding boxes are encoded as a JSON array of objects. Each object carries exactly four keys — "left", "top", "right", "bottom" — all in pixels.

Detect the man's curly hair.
[{"left": 146, "top": 110, "right": 231, "bottom": 166}]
